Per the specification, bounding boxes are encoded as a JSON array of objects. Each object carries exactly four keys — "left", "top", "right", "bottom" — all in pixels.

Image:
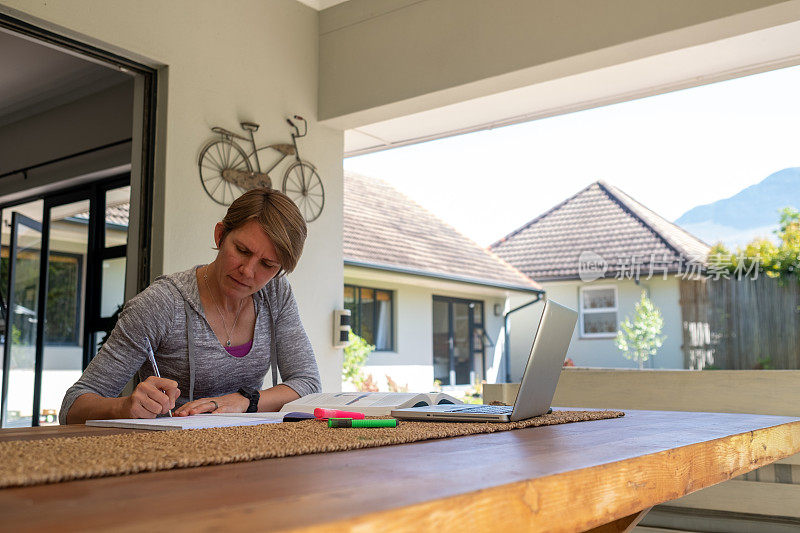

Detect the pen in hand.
[{"left": 145, "top": 338, "right": 173, "bottom": 417}]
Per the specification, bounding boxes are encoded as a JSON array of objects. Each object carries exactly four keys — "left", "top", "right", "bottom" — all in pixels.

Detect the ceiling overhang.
[{"left": 342, "top": 19, "right": 800, "bottom": 157}]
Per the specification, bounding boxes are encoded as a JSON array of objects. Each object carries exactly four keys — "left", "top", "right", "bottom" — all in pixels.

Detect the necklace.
[{"left": 203, "top": 266, "right": 245, "bottom": 347}]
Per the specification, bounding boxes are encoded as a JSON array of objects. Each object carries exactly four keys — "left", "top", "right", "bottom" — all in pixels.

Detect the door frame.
[{"left": 0, "top": 12, "right": 159, "bottom": 294}]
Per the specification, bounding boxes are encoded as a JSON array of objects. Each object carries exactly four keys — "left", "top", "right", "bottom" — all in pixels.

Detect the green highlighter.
[{"left": 328, "top": 418, "right": 397, "bottom": 428}]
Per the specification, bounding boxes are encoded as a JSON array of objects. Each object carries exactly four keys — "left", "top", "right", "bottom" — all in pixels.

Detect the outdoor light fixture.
[{"left": 333, "top": 309, "right": 351, "bottom": 348}]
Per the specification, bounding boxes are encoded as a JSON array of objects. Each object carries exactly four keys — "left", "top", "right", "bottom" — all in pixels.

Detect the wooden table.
[{"left": 1, "top": 409, "right": 799, "bottom": 533}]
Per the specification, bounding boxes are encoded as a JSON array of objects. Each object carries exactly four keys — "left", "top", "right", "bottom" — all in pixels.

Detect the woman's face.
[{"left": 213, "top": 219, "right": 281, "bottom": 298}]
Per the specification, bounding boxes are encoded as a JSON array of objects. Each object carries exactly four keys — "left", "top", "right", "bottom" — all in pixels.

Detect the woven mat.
[{"left": 0, "top": 410, "right": 623, "bottom": 488}]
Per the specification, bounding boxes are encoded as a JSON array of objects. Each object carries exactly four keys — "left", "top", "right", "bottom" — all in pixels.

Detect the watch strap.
[{"left": 238, "top": 387, "right": 260, "bottom": 413}]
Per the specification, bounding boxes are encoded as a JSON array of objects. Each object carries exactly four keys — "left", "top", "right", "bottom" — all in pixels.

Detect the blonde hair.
[{"left": 218, "top": 188, "right": 307, "bottom": 274}]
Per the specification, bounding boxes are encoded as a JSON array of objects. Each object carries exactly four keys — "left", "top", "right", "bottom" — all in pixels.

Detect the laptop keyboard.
[{"left": 450, "top": 405, "right": 513, "bottom": 414}]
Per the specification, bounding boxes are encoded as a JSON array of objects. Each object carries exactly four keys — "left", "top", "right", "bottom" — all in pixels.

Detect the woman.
[{"left": 60, "top": 188, "right": 321, "bottom": 424}]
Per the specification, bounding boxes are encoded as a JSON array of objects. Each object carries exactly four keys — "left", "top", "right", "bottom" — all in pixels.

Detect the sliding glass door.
[
  {"left": 432, "top": 296, "right": 485, "bottom": 386},
  {"left": 35, "top": 195, "right": 91, "bottom": 426},
  {"left": 0, "top": 177, "right": 130, "bottom": 427},
  {"left": 0, "top": 211, "right": 43, "bottom": 427}
]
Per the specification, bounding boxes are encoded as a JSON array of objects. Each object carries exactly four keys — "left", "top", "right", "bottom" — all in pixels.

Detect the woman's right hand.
[{"left": 120, "top": 376, "right": 180, "bottom": 418}]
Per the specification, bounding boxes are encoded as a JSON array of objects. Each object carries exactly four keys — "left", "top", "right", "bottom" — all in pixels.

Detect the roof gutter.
[
  {"left": 503, "top": 294, "right": 544, "bottom": 382},
  {"left": 344, "top": 259, "right": 544, "bottom": 294},
  {"left": 532, "top": 267, "right": 710, "bottom": 283}
]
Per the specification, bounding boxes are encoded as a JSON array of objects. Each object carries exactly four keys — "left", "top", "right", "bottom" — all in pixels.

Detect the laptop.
[{"left": 391, "top": 299, "right": 578, "bottom": 422}]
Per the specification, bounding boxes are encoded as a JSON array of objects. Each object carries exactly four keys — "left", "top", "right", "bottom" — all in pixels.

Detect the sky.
[{"left": 344, "top": 64, "right": 800, "bottom": 246}]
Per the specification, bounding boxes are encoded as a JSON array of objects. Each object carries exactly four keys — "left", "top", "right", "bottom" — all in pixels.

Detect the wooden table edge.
[{"left": 110, "top": 418, "right": 800, "bottom": 533}]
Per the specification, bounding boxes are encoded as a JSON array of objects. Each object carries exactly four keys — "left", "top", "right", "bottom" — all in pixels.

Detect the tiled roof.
[
  {"left": 490, "top": 181, "right": 711, "bottom": 281},
  {"left": 71, "top": 202, "right": 130, "bottom": 227},
  {"left": 104, "top": 203, "right": 130, "bottom": 227},
  {"left": 344, "top": 172, "right": 542, "bottom": 292}
]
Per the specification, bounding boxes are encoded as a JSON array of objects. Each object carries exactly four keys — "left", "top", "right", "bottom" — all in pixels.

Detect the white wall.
[
  {"left": 100, "top": 257, "right": 126, "bottom": 317},
  {"left": 345, "top": 267, "right": 513, "bottom": 392},
  {"left": 2, "top": 0, "right": 345, "bottom": 391},
  {"left": 1, "top": 369, "right": 81, "bottom": 421},
  {"left": 507, "top": 278, "right": 684, "bottom": 379}
]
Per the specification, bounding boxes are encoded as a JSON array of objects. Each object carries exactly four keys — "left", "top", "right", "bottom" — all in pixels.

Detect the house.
[
  {"left": 343, "top": 172, "right": 542, "bottom": 391},
  {"left": 491, "top": 181, "right": 710, "bottom": 374}
]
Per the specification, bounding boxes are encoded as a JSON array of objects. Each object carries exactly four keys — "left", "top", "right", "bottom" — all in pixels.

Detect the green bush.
[{"left": 342, "top": 332, "right": 374, "bottom": 389}]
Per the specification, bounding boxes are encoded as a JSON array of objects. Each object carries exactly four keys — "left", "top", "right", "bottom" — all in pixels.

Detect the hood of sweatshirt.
[
  {"left": 158, "top": 266, "right": 205, "bottom": 317},
  {"left": 157, "top": 265, "right": 274, "bottom": 319}
]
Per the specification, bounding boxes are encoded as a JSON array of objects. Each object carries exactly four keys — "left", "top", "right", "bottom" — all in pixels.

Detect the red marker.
[{"left": 313, "top": 408, "right": 366, "bottom": 420}]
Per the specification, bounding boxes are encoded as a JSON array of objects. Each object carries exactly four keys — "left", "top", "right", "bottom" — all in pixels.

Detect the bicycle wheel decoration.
[
  {"left": 198, "top": 139, "right": 252, "bottom": 206},
  {"left": 282, "top": 161, "right": 325, "bottom": 222}
]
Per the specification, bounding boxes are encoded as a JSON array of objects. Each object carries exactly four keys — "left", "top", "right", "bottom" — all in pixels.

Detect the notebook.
[
  {"left": 85, "top": 412, "right": 301, "bottom": 431},
  {"left": 391, "top": 299, "right": 577, "bottom": 422}
]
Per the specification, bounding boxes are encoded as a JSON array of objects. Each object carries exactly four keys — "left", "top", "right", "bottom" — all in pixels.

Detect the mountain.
[{"left": 675, "top": 167, "right": 800, "bottom": 247}]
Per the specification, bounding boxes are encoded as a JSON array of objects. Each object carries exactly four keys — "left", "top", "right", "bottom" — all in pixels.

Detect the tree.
[
  {"left": 707, "top": 207, "right": 800, "bottom": 284},
  {"left": 615, "top": 291, "right": 666, "bottom": 369}
]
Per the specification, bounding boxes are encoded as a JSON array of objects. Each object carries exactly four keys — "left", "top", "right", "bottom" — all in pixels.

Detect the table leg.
[{"left": 583, "top": 507, "right": 652, "bottom": 533}]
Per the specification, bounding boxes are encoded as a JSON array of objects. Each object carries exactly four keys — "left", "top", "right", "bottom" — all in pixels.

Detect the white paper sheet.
[{"left": 86, "top": 412, "right": 286, "bottom": 431}]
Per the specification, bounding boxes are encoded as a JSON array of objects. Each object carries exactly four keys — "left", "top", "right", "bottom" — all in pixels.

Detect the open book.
[{"left": 279, "top": 392, "right": 462, "bottom": 416}]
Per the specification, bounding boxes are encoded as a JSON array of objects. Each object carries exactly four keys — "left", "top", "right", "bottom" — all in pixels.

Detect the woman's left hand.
[{"left": 174, "top": 393, "right": 248, "bottom": 416}]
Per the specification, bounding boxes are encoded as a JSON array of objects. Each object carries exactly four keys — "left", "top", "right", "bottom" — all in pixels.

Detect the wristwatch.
[{"left": 238, "top": 387, "right": 260, "bottom": 413}]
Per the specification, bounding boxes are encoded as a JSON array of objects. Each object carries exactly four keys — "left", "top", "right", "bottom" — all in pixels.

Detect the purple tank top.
[{"left": 225, "top": 339, "right": 253, "bottom": 358}]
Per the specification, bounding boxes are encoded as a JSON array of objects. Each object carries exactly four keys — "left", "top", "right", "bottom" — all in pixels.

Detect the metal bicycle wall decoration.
[{"left": 198, "top": 115, "right": 324, "bottom": 222}]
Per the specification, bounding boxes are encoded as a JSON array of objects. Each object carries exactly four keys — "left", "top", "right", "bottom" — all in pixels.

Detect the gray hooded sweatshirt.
[{"left": 59, "top": 266, "right": 321, "bottom": 424}]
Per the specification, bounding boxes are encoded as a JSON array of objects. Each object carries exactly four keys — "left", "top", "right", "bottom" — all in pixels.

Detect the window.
[
  {"left": 42, "top": 252, "right": 83, "bottom": 345},
  {"left": 579, "top": 286, "right": 617, "bottom": 338},
  {"left": 1, "top": 248, "right": 82, "bottom": 345},
  {"left": 344, "top": 284, "right": 394, "bottom": 351}
]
